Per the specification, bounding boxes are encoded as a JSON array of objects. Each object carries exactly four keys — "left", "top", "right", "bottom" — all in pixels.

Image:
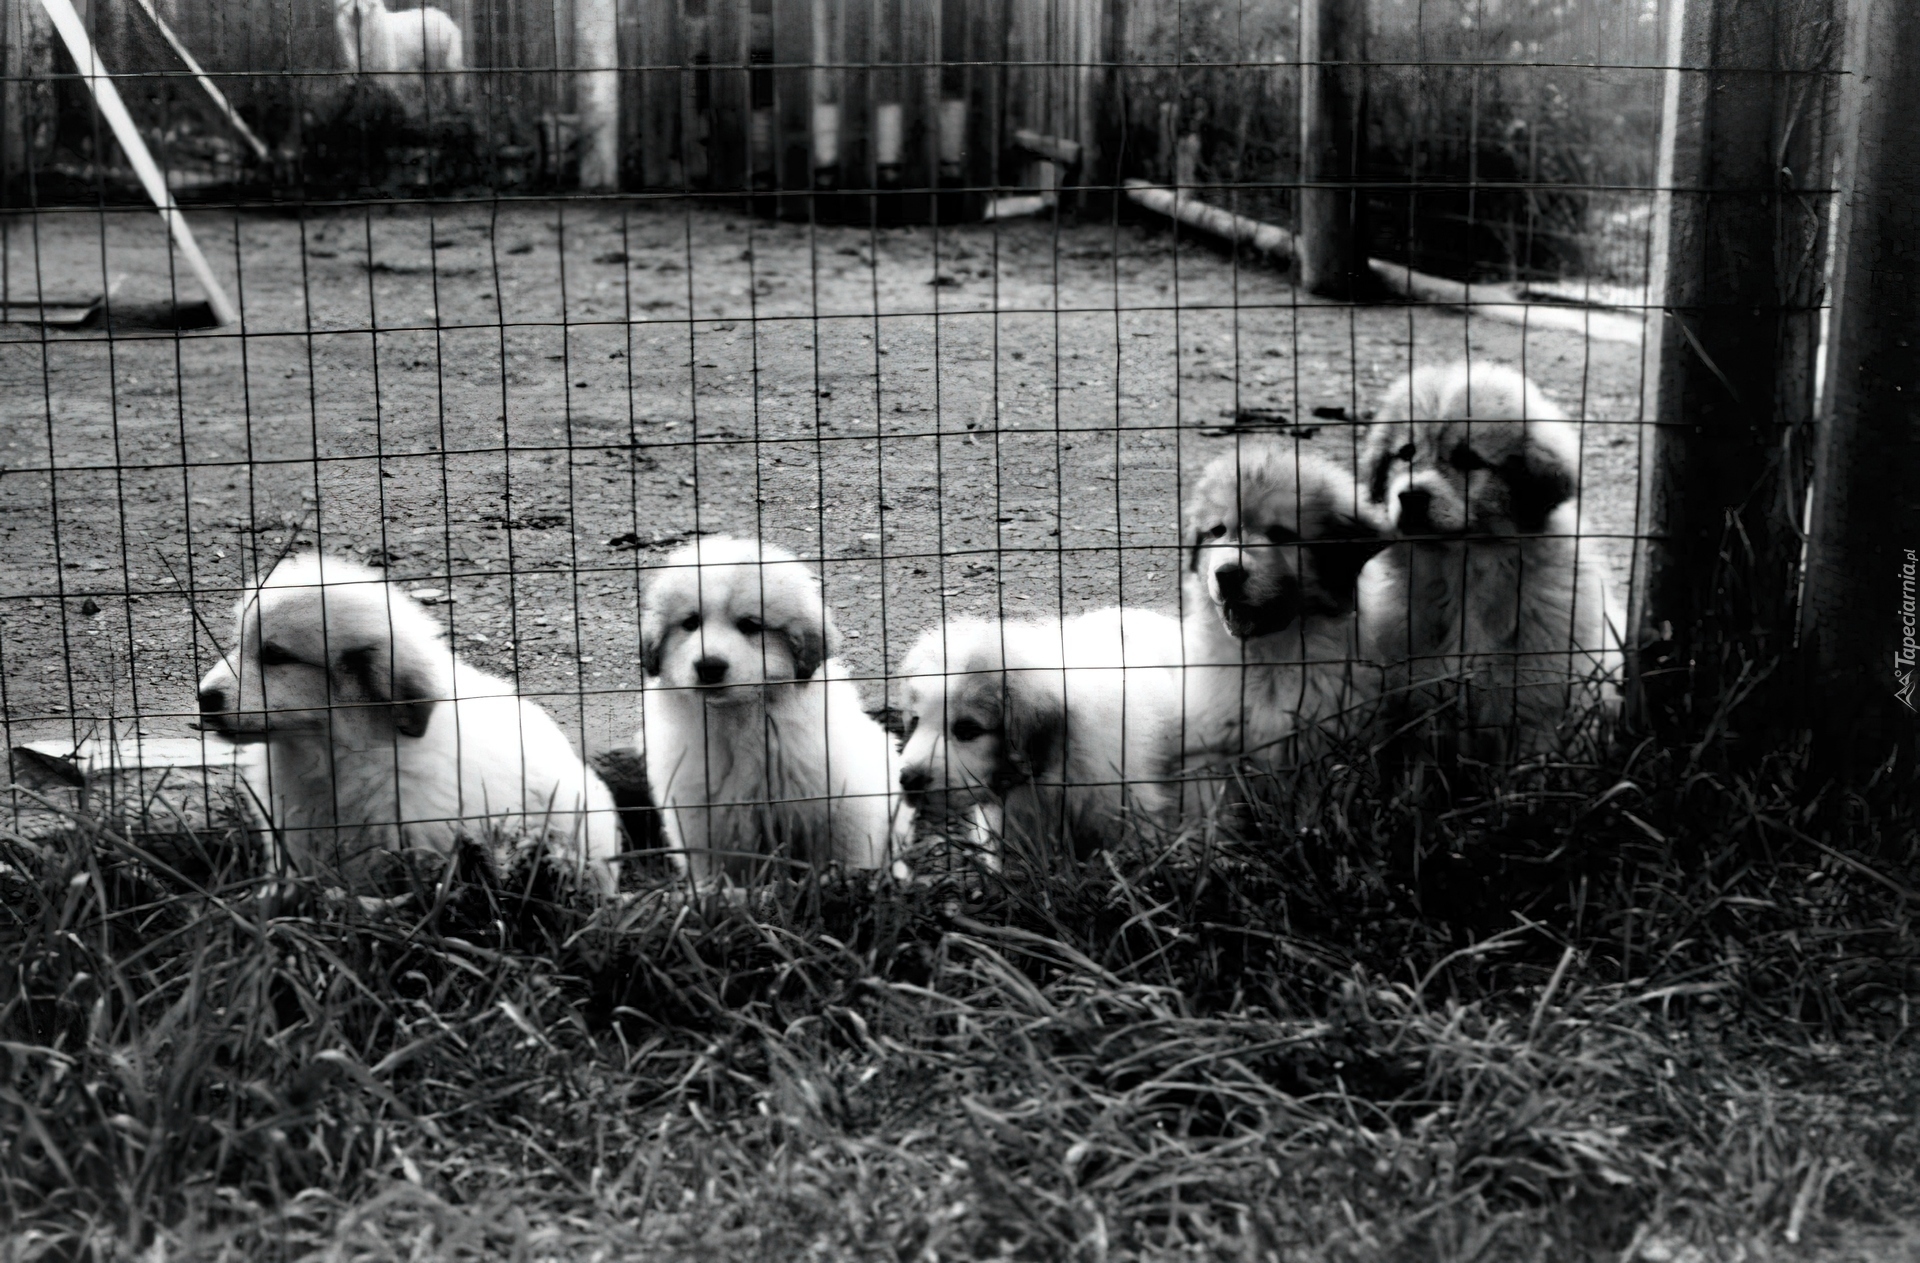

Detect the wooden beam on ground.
[
  {"left": 35, "top": 0, "right": 238, "bottom": 326},
  {"left": 1633, "top": 0, "right": 1839, "bottom": 739},
  {"left": 1367, "top": 259, "right": 1647, "bottom": 345},
  {"left": 1125, "top": 178, "right": 1297, "bottom": 258},
  {"left": 1295, "top": 0, "right": 1368, "bottom": 299},
  {"left": 1121, "top": 179, "right": 1643, "bottom": 345},
  {"left": 1013, "top": 127, "right": 1080, "bottom": 168},
  {"left": 1800, "top": 0, "right": 1920, "bottom": 760},
  {"left": 9, "top": 735, "right": 257, "bottom": 837}
]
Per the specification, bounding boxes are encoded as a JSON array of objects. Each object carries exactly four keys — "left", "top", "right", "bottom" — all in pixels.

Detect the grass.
[{"left": 5, "top": 706, "right": 1920, "bottom": 1261}]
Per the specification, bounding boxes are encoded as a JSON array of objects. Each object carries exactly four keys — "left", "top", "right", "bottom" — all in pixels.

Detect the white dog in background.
[
  {"left": 1179, "top": 444, "right": 1389, "bottom": 809},
  {"left": 1359, "top": 361, "right": 1623, "bottom": 759},
  {"left": 636, "top": 536, "right": 910, "bottom": 884},
  {"left": 196, "top": 553, "right": 620, "bottom": 896},
  {"left": 335, "top": 0, "right": 467, "bottom": 121},
  {"left": 895, "top": 607, "right": 1185, "bottom": 861}
]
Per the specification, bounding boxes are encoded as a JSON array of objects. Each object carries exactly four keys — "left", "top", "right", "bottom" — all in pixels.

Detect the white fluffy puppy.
[
  {"left": 335, "top": 0, "right": 467, "bottom": 120},
  {"left": 636, "top": 536, "right": 909, "bottom": 883},
  {"left": 1180, "top": 445, "right": 1389, "bottom": 799},
  {"left": 1358, "top": 361, "right": 1623, "bottom": 759},
  {"left": 196, "top": 553, "right": 620, "bottom": 895},
  {"left": 895, "top": 608, "right": 1185, "bottom": 860}
]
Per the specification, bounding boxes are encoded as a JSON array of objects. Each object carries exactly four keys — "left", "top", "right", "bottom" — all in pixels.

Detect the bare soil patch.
[{"left": 0, "top": 200, "right": 1644, "bottom": 758}]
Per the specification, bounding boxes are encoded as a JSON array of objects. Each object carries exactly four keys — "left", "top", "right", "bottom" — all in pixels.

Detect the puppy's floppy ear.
[
  {"left": 338, "top": 635, "right": 440, "bottom": 738},
  {"left": 639, "top": 602, "right": 666, "bottom": 678},
  {"left": 1001, "top": 666, "right": 1064, "bottom": 782},
  {"left": 1362, "top": 426, "right": 1398, "bottom": 507},
  {"left": 1186, "top": 462, "right": 1227, "bottom": 573},
  {"left": 1307, "top": 507, "right": 1389, "bottom": 604},
  {"left": 779, "top": 605, "right": 836, "bottom": 681},
  {"left": 1501, "top": 429, "right": 1578, "bottom": 532}
]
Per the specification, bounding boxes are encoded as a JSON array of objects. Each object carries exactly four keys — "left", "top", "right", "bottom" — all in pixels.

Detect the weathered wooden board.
[{"left": 6, "top": 734, "right": 258, "bottom": 838}]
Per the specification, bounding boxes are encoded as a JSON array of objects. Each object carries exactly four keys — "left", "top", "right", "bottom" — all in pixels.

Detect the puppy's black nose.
[
  {"left": 1398, "top": 487, "right": 1434, "bottom": 531},
  {"left": 899, "top": 766, "right": 931, "bottom": 793},
  {"left": 198, "top": 686, "right": 228, "bottom": 715},
  {"left": 1213, "top": 562, "right": 1248, "bottom": 597},
  {"left": 694, "top": 656, "right": 730, "bottom": 685}
]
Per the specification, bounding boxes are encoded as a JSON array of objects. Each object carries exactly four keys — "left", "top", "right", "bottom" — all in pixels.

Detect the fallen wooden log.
[
  {"left": 1367, "top": 258, "right": 1648, "bottom": 346},
  {"left": 1122, "top": 178, "right": 1644, "bottom": 346},
  {"left": 8, "top": 734, "right": 257, "bottom": 836},
  {"left": 1012, "top": 128, "right": 1082, "bottom": 168},
  {"left": 1123, "top": 180, "right": 1297, "bottom": 259}
]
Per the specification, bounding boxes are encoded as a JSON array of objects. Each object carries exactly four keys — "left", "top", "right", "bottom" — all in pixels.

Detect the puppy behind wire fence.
[{"left": 0, "top": 0, "right": 1656, "bottom": 890}]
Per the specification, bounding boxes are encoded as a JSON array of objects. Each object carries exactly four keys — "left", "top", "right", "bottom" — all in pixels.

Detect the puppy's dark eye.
[
  {"left": 1396, "top": 442, "right": 1417, "bottom": 463},
  {"left": 1205, "top": 524, "right": 1227, "bottom": 540},
  {"left": 680, "top": 612, "right": 702, "bottom": 632},
  {"left": 1264, "top": 524, "right": 1300, "bottom": 544},
  {"left": 902, "top": 714, "right": 919, "bottom": 740},
  {"left": 951, "top": 717, "right": 987, "bottom": 742},
  {"left": 736, "top": 615, "right": 764, "bottom": 636},
  {"left": 258, "top": 642, "right": 302, "bottom": 667},
  {"left": 1449, "top": 444, "right": 1485, "bottom": 472}
]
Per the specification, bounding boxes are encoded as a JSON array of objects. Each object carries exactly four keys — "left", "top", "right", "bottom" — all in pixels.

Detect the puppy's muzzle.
[
  {"left": 193, "top": 662, "right": 266, "bottom": 738},
  {"left": 1397, "top": 487, "right": 1437, "bottom": 533},
  {"left": 1215, "top": 572, "right": 1301, "bottom": 639},
  {"left": 1212, "top": 562, "right": 1249, "bottom": 601},
  {"left": 898, "top": 762, "right": 960, "bottom": 811},
  {"left": 899, "top": 759, "right": 990, "bottom": 807},
  {"left": 694, "top": 655, "right": 730, "bottom": 686}
]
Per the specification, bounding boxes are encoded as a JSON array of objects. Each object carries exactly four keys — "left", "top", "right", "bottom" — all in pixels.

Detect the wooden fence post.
[
  {"left": 1631, "top": 0, "right": 1837, "bottom": 739},
  {"left": 1295, "top": 0, "right": 1366, "bottom": 299},
  {"left": 2, "top": 0, "right": 23, "bottom": 191},
  {"left": 772, "top": 0, "right": 810, "bottom": 213},
  {"left": 1086, "top": 0, "right": 1122, "bottom": 217},
  {"left": 1799, "top": 0, "right": 1920, "bottom": 760},
  {"left": 2, "top": 0, "right": 54, "bottom": 200}
]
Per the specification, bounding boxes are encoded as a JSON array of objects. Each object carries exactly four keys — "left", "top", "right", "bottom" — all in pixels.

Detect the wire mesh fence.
[
  {"left": 15, "top": 5, "right": 1920, "bottom": 1257},
  {"left": 0, "top": 0, "right": 1705, "bottom": 886}
]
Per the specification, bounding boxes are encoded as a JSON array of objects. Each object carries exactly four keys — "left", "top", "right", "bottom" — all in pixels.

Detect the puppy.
[
  {"left": 196, "top": 553, "right": 620, "bottom": 896},
  {"left": 1179, "top": 445, "right": 1389, "bottom": 802},
  {"left": 1358, "top": 361, "right": 1623, "bottom": 759},
  {"left": 895, "top": 607, "right": 1185, "bottom": 860},
  {"left": 636, "top": 536, "right": 909, "bottom": 883}
]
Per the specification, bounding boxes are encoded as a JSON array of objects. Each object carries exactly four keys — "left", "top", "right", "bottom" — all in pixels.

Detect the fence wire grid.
[{"left": 0, "top": 0, "right": 1717, "bottom": 880}]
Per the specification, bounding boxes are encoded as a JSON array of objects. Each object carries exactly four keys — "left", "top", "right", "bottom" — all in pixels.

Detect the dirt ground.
[{"left": 0, "top": 198, "right": 1646, "bottom": 766}]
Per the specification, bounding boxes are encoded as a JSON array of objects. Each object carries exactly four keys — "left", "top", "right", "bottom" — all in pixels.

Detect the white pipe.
[
  {"left": 36, "top": 0, "right": 239, "bottom": 326},
  {"left": 813, "top": 103, "right": 841, "bottom": 169},
  {"left": 573, "top": 0, "right": 619, "bottom": 189},
  {"left": 938, "top": 97, "right": 966, "bottom": 166},
  {"left": 874, "top": 102, "right": 903, "bottom": 166}
]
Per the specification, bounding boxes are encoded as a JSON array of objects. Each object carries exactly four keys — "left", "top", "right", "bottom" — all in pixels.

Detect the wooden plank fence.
[{"left": 2, "top": 0, "right": 1109, "bottom": 210}]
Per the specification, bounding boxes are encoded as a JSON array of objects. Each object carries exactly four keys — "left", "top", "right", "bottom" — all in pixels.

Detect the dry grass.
[{"left": 4, "top": 709, "right": 1919, "bottom": 1261}]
